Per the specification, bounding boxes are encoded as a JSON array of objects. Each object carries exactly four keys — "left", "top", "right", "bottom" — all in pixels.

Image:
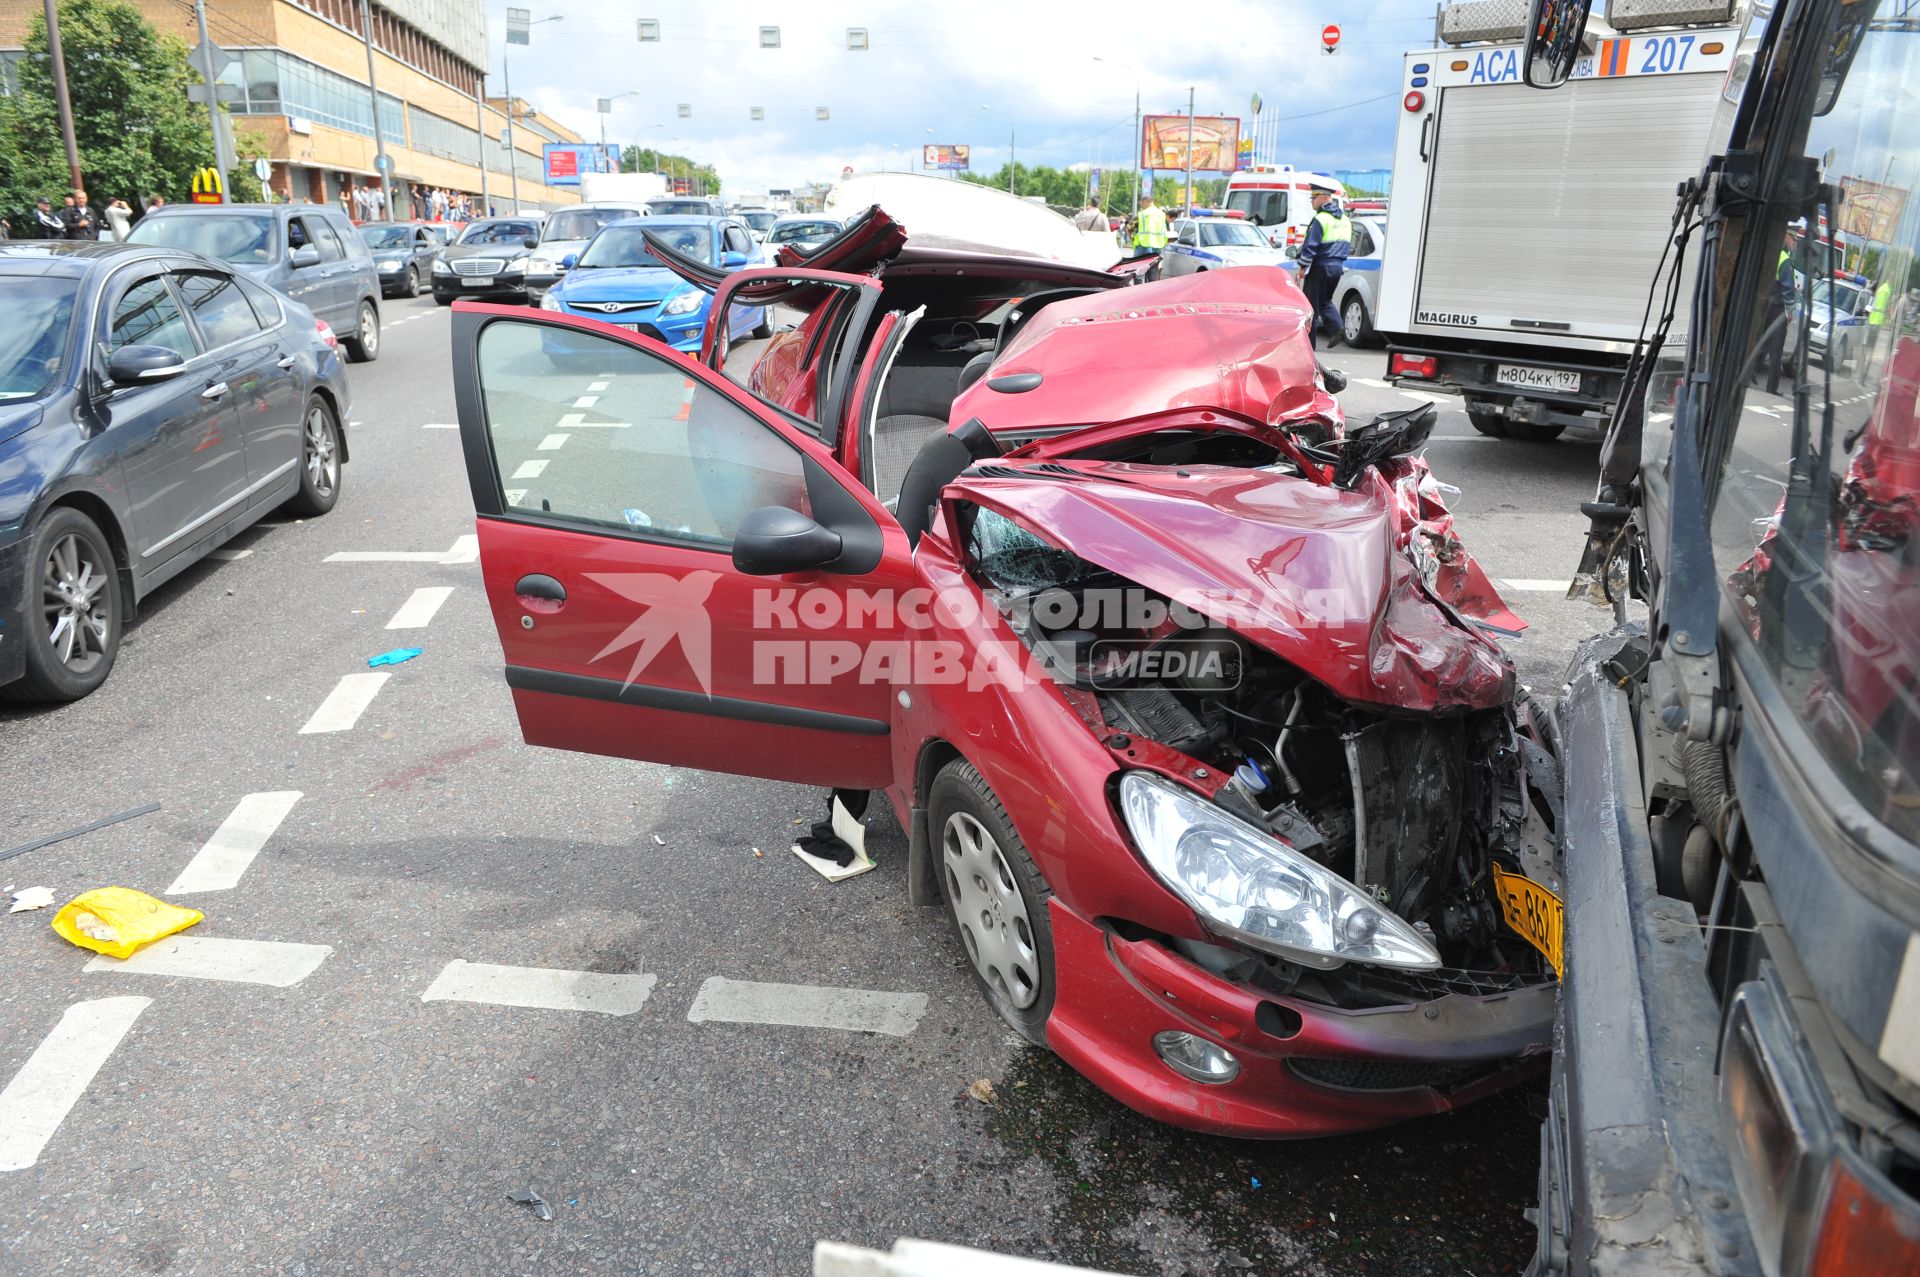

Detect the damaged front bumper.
[{"left": 1047, "top": 900, "right": 1555, "bottom": 1139}]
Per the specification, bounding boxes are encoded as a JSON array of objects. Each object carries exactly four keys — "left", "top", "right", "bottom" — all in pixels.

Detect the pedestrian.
[
  {"left": 33, "top": 196, "right": 65, "bottom": 239},
  {"left": 1129, "top": 193, "right": 1168, "bottom": 261},
  {"left": 1758, "top": 222, "right": 1803, "bottom": 395},
  {"left": 1867, "top": 274, "right": 1892, "bottom": 367},
  {"left": 61, "top": 189, "right": 97, "bottom": 240},
  {"left": 1296, "top": 175, "right": 1352, "bottom": 349},
  {"left": 1073, "top": 202, "right": 1106, "bottom": 232},
  {"left": 104, "top": 198, "right": 132, "bottom": 241},
  {"left": 144, "top": 194, "right": 166, "bottom": 218}
]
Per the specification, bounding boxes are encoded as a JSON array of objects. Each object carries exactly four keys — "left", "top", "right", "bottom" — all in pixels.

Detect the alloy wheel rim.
[
  {"left": 942, "top": 810, "right": 1040, "bottom": 1009},
  {"left": 1344, "top": 300, "right": 1363, "bottom": 344},
  {"left": 361, "top": 306, "right": 377, "bottom": 352},
  {"left": 306, "top": 407, "right": 338, "bottom": 496},
  {"left": 41, "top": 532, "right": 110, "bottom": 673}
]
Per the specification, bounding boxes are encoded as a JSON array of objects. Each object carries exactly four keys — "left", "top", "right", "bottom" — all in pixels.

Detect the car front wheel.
[
  {"left": 3, "top": 507, "right": 120, "bottom": 703},
  {"left": 1342, "top": 294, "right": 1374, "bottom": 346},
  {"left": 343, "top": 300, "right": 380, "bottom": 362},
  {"left": 931, "top": 758, "right": 1056, "bottom": 1046},
  {"left": 404, "top": 265, "right": 420, "bottom": 298}
]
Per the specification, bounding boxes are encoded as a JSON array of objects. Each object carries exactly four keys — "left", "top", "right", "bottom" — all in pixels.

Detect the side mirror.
[
  {"left": 1523, "top": 0, "right": 1594, "bottom": 89},
  {"left": 731, "top": 505, "right": 842, "bottom": 576},
  {"left": 721, "top": 250, "right": 750, "bottom": 269},
  {"left": 107, "top": 344, "right": 187, "bottom": 386},
  {"left": 1285, "top": 244, "right": 1300, "bottom": 259},
  {"left": 522, "top": 236, "right": 539, "bottom": 250},
  {"left": 289, "top": 245, "right": 321, "bottom": 268},
  {"left": 561, "top": 252, "right": 578, "bottom": 270},
  {"left": 1318, "top": 364, "right": 1349, "bottom": 395}
]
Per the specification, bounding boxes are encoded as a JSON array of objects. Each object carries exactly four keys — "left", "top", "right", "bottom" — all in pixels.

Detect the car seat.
[{"left": 893, "top": 418, "right": 1002, "bottom": 548}]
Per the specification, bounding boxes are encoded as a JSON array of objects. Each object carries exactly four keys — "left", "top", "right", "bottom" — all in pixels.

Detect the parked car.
[
  {"left": 523, "top": 202, "right": 648, "bottom": 302},
  {"left": 358, "top": 220, "right": 447, "bottom": 299},
  {"left": 732, "top": 207, "right": 779, "bottom": 240},
  {"left": 1331, "top": 216, "right": 1386, "bottom": 347},
  {"left": 445, "top": 207, "right": 1557, "bottom": 1138},
  {"left": 1160, "top": 214, "right": 1291, "bottom": 278},
  {"left": 645, "top": 197, "right": 724, "bottom": 218},
  {"left": 0, "top": 242, "right": 350, "bottom": 702},
  {"left": 1786, "top": 272, "right": 1873, "bottom": 372},
  {"left": 537, "top": 215, "right": 768, "bottom": 359},
  {"left": 430, "top": 216, "right": 545, "bottom": 306},
  {"left": 126, "top": 202, "right": 381, "bottom": 362},
  {"left": 763, "top": 215, "right": 844, "bottom": 256}
]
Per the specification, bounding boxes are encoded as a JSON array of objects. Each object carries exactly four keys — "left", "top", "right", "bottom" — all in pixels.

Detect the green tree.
[
  {"left": 0, "top": 0, "right": 217, "bottom": 217},
  {"left": 227, "top": 122, "right": 272, "bottom": 203},
  {"left": 620, "top": 145, "right": 722, "bottom": 196}
]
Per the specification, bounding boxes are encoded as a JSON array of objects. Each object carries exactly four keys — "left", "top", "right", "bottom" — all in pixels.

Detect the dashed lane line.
[
  {"left": 299, "top": 672, "right": 390, "bottom": 733},
  {"left": 423, "top": 422, "right": 458, "bottom": 429},
  {"left": 386, "top": 586, "right": 454, "bottom": 629},
  {"left": 686, "top": 977, "right": 928, "bottom": 1037},
  {"left": 556, "top": 412, "right": 632, "bottom": 429},
  {"left": 324, "top": 535, "right": 478, "bottom": 564},
  {"left": 573, "top": 395, "right": 600, "bottom": 408},
  {"left": 0, "top": 997, "right": 152, "bottom": 1172},
  {"left": 166, "top": 791, "right": 303, "bottom": 894},
  {"left": 587, "top": 380, "right": 610, "bottom": 391},
  {"left": 1356, "top": 377, "right": 1392, "bottom": 388},
  {"left": 1400, "top": 390, "right": 1442, "bottom": 403},
  {"left": 421, "top": 960, "right": 657, "bottom": 1015},
  {"left": 511, "top": 459, "right": 549, "bottom": 479},
  {"left": 537, "top": 433, "right": 570, "bottom": 450},
  {"left": 207, "top": 548, "right": 253, "bottom": 561},
  {"left": 85, "top": 937, "right": 333, "bottom": 988},
  {"left": 505, "top": 488, "right": 527, "bottom": 504}
]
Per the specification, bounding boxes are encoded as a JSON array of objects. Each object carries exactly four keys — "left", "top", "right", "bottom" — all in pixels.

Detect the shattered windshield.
[{"left": 1704, "top": 0, "right": 1919, "bottom": 838}]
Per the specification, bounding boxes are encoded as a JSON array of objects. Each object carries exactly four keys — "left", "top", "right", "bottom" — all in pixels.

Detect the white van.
[{"left": 1223, "top": 165, "right": 1321, "bottom": 251}]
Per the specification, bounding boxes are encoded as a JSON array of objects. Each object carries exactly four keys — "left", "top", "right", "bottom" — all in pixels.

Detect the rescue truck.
[{"left": 1374, "top": 0, "right": 1746, "bottom": 441}]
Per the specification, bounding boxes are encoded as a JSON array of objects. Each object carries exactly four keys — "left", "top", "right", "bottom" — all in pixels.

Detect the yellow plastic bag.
[{"left": 51, "top": 887, "right": 203, "bottom": 960}]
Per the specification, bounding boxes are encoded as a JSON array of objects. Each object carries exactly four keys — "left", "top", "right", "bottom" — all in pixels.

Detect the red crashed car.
[{"left": 447, "top": 205, "right": 1560, "bottom": 1138}]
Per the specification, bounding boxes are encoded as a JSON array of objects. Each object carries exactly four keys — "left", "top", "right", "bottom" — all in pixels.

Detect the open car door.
[{"left": 449, "top": 302, "right": 916, "bottom": 788}]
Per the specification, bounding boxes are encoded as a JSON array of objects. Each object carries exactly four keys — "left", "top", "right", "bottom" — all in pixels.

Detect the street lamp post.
[
  {"left": 501, "top": 12, "right": 562, "bottom": 214},
  {"left": 1093, "top": 56, "right": 1142, "bottom": 221}
]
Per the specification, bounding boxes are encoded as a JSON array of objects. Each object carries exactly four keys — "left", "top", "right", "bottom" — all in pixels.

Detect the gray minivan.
[{"left": 127, "top": 203, "right": 383, "bottom": 361}]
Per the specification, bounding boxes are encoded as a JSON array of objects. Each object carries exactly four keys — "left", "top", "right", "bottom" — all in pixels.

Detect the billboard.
[
  {"left": 1141, "top": 115, "right": 1242, "bottom": 173},
  {"left": 542, "top": 143, "right": 622, "bottom": 186},
  {"left": 1838, "top": 175, "right": 1910, "bottom": 246},
  {"left": 923, "top": 143, "right": 970, "bottom": 171}
]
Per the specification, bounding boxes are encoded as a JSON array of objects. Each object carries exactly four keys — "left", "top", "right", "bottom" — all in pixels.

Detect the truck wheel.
[{"left": 1466, "top": 401, "right": 1509, "bottom": 438}]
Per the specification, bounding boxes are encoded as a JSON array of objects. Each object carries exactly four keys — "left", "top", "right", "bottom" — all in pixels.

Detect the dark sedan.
[
  {"left": 430, "top": 216, "right": 543, "bottom": 306},
  {"left": 0, "top": 242, "right": 351, "bottom": 702},
  {"left": 358, "top": 220, "right": 446, "bottom": 298}
]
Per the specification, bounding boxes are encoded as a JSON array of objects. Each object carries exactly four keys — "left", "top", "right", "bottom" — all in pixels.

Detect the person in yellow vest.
[
  {"left": 1297, "top": 174, "right": 1353, "bottom": 348},
  {"left": 1130, "top": 193, "right": 1168, "bottom": 262},
  {"left": 1867, "top": 276, "right": 1892, "bottom": 366}
]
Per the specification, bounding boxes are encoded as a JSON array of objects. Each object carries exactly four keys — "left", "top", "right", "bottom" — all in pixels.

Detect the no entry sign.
[{"left": 1322, "top": 23, "right": 1341, "bottom": 52}]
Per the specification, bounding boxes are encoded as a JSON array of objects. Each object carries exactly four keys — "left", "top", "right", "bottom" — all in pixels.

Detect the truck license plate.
[
  {"left": 1497, "top": 364, "right": 1581, "bottom": 393},
  {"left": 1492, "top": 865, "right": 1564, "bottom": 974}
]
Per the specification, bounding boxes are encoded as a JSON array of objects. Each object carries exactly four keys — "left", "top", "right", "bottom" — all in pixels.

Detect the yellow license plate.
[{"left": 1493, "top": 865, "right": 1564, "bottom": 975}]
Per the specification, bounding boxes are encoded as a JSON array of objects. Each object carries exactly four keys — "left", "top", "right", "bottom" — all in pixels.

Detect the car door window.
[
  {"left": 1352, "top": 224, "right": 1377, "bottom": 257},
  {"left": 107, "top": 276, "right": 197, "bottom": 358},
  {"left": 175, "top": 270, "right": 265, "bottom": 349},
  {"left": 233, "top": 275, "right": 285, "bottom": 328},
  {"left": 476, "top": 319, "right": 807, "bottom": 547},
  {"left": 308, "top": 218, "right": 346, "bottom": 262}
]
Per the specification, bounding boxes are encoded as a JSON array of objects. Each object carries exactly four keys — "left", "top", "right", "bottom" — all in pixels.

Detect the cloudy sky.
[{"left": 484, "top": 0, "right": 1436, "bottom": 192}]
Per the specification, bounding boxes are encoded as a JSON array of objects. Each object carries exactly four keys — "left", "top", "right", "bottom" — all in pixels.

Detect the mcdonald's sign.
[{"left": 190, "top": 167, "right": 224, "bottom": 204}]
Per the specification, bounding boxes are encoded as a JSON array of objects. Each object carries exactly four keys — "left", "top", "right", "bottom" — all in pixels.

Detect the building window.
[{"left": 229, "top": 48, "right": 403, "bottom": 145}]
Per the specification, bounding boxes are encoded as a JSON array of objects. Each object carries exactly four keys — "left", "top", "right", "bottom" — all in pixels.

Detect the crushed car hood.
[
  {"left": 825, "top": 172, "right": 1121, "bottom": 271},
  {"left": 949, "top": 270, "right": 1336, "bottom": 434},
  {"left": 943, "top": 458, "right": 1515, "bottom": 713}
]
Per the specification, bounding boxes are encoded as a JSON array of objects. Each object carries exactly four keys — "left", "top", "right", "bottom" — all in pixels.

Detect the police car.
[
  {"left": 1160, "top": 211, "right": 1290, "bottom": 278},
  {"left": 1328, "top": 215, "right": 1387, "bottom": 346},
  {"left": 1787, "top": 272, "right": 1872, "bottom": 372}
]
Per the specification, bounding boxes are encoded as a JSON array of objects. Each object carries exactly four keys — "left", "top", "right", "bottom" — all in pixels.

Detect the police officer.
[
  {"left": 1297, "top": 175, "right": 1352, "bottom": 348},
  {"left": 1758, "top": 221, "right": 1805, "bottom": 395},
  {"left": 1131, "top": 193, "right": 1168, "bottom": 261}
]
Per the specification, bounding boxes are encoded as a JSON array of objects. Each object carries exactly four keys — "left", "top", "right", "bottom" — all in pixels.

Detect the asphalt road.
[{"left": 1, "top": 296, "right": 1630, "bottom": 1276}]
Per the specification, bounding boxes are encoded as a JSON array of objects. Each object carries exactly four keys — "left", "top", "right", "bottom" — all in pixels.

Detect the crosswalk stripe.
[
  {"left": 421, "top": 960, "right": 657, "bottom": 1015},
  {"left": 166, "top": 791, "right": 303, "bottom": 894},
  {"left": 300, "top": 672, "right": 389, "bottom": 733},
  {"left": 686, "top": 977, "right": 928, "bottom": 1037},
  {"left": 0, "top": 997, "right": 152, "bottom": 1172},
  {"left": 84, "top": 937, "right": 333, "bottom": 988}
]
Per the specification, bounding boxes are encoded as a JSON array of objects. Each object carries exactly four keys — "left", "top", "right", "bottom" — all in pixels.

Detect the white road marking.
[
  {"left": 573, "top": 395, "right": 599, "bottom": 408},
  {"left": 1746, "top": 405, "right": 1782, "bottom": 418},
  {"left": 504, "top": 489, "right": 527, "bottom": 505},
  {"left": 206, "top": 548, "right": 252, "bottom": 561},
  {"left": 441, "top": 534, "right": 479, "bottom": 565},
  {"left": 324, "top": 550, "right": 446, "bottom": 562},
  {"left": 423, "top": 422, "right": 458, "bottom": 429},
  {"left": 1501, "top": 578, "right": 1573, "bottom": 592},
  {"left": 556, "top": 412, "right": 631, "bottom": 429},
  {"left": 386, "top": 586, "right": 454, "bottom": 629},
  {"left": 588, "top": 380, "right": 610, "bottom": 391},
  {"left": 299, "top": 672, "right": 390, "bottom": 733},
  {"left": 1356, "top": 377, "right": 1392, "bottom": 388},
  {"left": 1426, "top": 436, "right": 1499, "bottom": 443},
  {"left": 166, "top": 791, "right": 303, "bottom": 894},
  {"left": 0, "top": 997, "right": 151, "bottom": 1172},
  {"left": 1880, "top": 934, "right": 1920, "bottom": 1080},
  {"left": 686, "top": 977, "right": 928, "bottom": 1037},
  {"left": 1651, "top": 412, "right": 1673, "bottom": 423},
  {"left": 511, "top": 459, "right": 548, "bottom": 479},
  {"left": 1400, "top": 390, "right": 1441, "bottom": 403},
  {"left": 85, "top": 937, "right": 333, "bottom": 987},
  {"left": 421, "top": 960, "right": 657, "bottom": 1016},
  {"left": 537, "top": 433, "right": 569, "bottom": 451}
]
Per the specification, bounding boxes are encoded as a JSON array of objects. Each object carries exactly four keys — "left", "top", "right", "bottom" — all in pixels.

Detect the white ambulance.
[
  {"left": 1224, "top": 165, "right": 1324, "bottom": 252},
  {"left": 1374, "top": 0, "right": 1750, "bottom": 441}
]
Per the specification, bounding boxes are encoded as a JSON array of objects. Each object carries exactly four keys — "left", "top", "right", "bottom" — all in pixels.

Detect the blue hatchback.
[{"left": 538, "top": 215, "right": 768, "bottom": 356}]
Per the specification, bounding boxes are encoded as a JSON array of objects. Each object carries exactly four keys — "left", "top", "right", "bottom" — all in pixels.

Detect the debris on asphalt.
[
  {"left": 9, "top": 887, "right": 54, "bottom": 913},
  {"left": 652, "top": 835, "right": 665, "bottom": 846},
  {"left": 508, "top": 1188, "right": 554, "bottom": 1221},
  {"left": 967, "top": 1078, "right": 997, "bottom": 1105},
  {"left": 1250, "top": 1176, "right": 1262, "bottom": 1189},
  {"left": 792, "top": 791, "right": 876, "bottom": 882},
  {"left": 368, "top": 647, "right": 423, "bottom": 667},
  {"left": 0, "top": 803, "right": 162, "bottom": 865},
  {"left": 50, "top": 887, "right": 204, "bottom": 960}
]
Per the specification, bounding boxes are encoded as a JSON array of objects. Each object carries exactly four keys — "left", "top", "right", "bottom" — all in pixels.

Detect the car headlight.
[
  {"left": 1117, "top": 771, "right": 1441, "bottom": 970},
  {"left": 663, "top": 289, "right": 703, "bottom": 316},
  {"left": 528, "top": 257, "right": 555, "bottom": 275},
  {"left": 378, "top": 258, "right": 402, "bottom": 271},
  {"left": 539, "top": 291, "right": 563, "bottom": 312},
  {"left": 502, "top": 259, "right": 527, "bottom": 275},
  {"left": 432, "top": 260, "right": 453, "bottom": 274}
]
